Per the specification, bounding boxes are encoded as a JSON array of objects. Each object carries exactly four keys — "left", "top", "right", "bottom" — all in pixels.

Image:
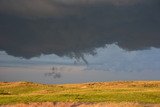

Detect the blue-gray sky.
[{"left": 0, "top": 44, "right": 160, "bottom": 84}]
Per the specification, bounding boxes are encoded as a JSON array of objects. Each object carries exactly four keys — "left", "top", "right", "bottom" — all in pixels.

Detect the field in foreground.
[{"left": 0, "top": 81, "right": 160, "bottom": 106}]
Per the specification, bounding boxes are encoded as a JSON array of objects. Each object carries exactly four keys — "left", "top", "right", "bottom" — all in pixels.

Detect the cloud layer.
[
  {"left": 0, "top": 0, "right": 151, "bottom": 17},
  {"left": 0, "top": 0, "right": 160, "bottom": 59}
]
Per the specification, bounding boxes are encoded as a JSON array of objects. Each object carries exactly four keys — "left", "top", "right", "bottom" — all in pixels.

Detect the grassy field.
[{"left": 0, "top": 81, "right": 160, "bottom": 106}]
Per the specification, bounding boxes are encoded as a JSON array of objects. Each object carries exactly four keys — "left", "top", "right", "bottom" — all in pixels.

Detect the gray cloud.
[
  {"left": 54, "top": 0, "right": 144, "bottom": 5},
  {"left": 0, "top": 0, "right": 75, "bottom": 17},
  {"left": 0, "top": 0, "right": 160, "bottom": 60},
  {"left": 0, "top": 0, "right": 150, "bottom": 17}
]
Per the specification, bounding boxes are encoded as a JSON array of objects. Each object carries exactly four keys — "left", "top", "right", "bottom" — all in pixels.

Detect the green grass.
[{"left": 0, "top": 81, "right": 160, "bottom": 105}]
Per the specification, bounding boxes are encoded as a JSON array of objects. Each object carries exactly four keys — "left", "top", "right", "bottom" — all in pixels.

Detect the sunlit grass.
[{"left": 0, "top": 81, "right": 160, "bottom": 105}]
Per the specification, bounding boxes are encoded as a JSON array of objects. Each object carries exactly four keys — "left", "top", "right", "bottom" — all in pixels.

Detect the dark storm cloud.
[
  {"left": 0, "top": 0, "right": 148, "bottom": 17},
  {"left": 0, "top": 0, "right": 160, "bottom": 59},
  {"left": 0, "top": 0, "right": 64, "bottom": 17}
]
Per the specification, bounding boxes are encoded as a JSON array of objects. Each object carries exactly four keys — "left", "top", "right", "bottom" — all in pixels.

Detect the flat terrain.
[{"left": 0, "top": 81, "right": 160, "bottom": 106}]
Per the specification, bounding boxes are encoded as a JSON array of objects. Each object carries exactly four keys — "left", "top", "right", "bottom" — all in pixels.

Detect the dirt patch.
[{"left": 1, "top": 102, "right": 160, "bottom": 107}]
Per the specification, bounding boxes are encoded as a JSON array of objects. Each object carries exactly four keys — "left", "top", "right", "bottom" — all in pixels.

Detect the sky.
[{"left": 0, "top": 0, "right": 160, "bottom": 84}]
